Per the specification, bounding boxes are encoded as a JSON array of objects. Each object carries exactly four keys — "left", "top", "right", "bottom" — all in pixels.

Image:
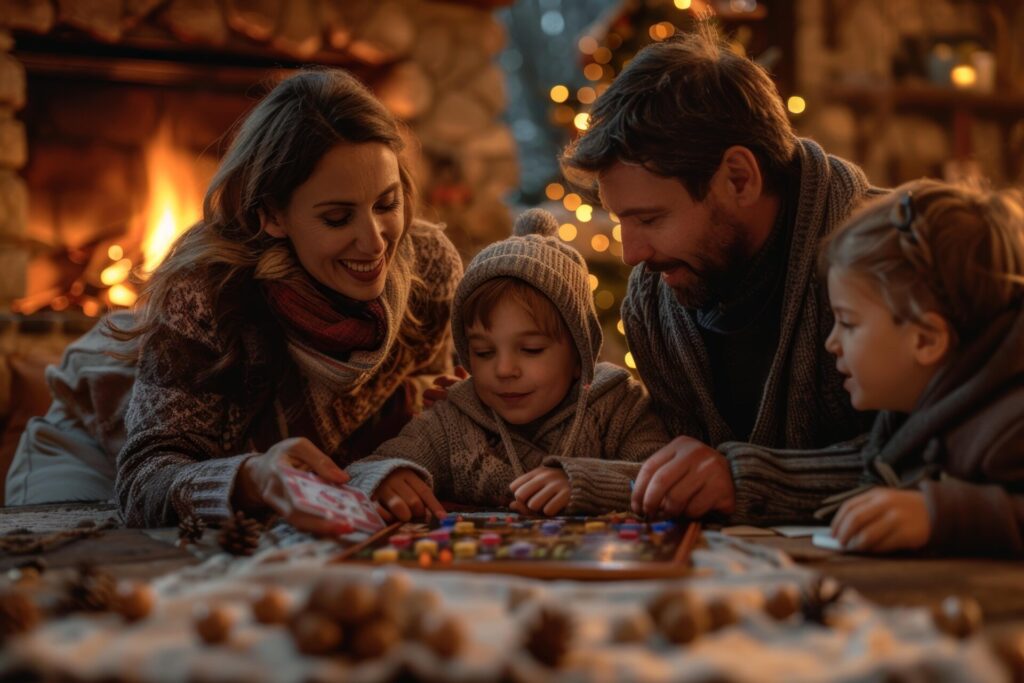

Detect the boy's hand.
[
  {"left": 631, "top": 435, "right": 735, "bottom": 519},
  {"left": 423, "top": 366, "right": 469, "bottom": 409},
  {"left": 831, "top": 488, "right": 930, "bottom": 553},
  {"left": 509, "top": 467, "right": 570, "bottom": 516},
  {"left": 373, "top": 469, "right": 446, "bottom": 522}
]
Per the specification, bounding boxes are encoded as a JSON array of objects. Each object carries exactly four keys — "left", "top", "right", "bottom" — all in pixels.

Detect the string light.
[
  {"left": 588, "top": 274, "right": 599, "bottom": 291},
  {"left": 553, "top": 105, "right": 575, "bottom": 125},
  {"left": 576, "top": 204, "right": 593, "bottom": 222},
  {"left": 578, "top": 36, "right": 598, "bottom": 55},
  {"left": 100, "top": 258, "right": 133, "bottom": 286},
  {"left": 550, "top": 84, "right": 569, "bottom": 103},
  {"left": 545, "top": 182, "right": 566, "bottom": 200},
  {"left": 595, "top": 290, "right": 615, "bottom": 309},
  {"left": 108, "top": 283, "right": 138, "bottom": 307},
  {"left": 616, "top": 320, "right": 625, "bottom": 335},
  {"left": 107, "top": 244, "right": 123, "bottom": 260},
  {"left": 559, "top": 223, "right": 578, "bottom": 242},
  {"left": 674, "top": 0, "right": 692, "bottom": 8},
  {"left": 593, "top": 47, "right": 612, "bottom": 64},
  {"left": 612, "top": 224, "right": 622, "bottom": 242},
  {"left": 591, "top": 234, "right": 610, "bottom": 252},
  {"left": 787, "top": 96, "right": 807, "bottom": 114},
  {"left": 951, "top": 65, "right": 977, "bottom": 88},
  {"left": 574, "top": 113, "right": 591, "bottom": 130},
  {"left": 624, "top": 352, "right": 636, "bottom": 369},
  {"left": 563, "top": 193, "right": 583, "bottom": 211},
  {"left": 583, "top": 64, "right": 603, "bottom": 81},
  {"left": 577, "top": 87, "right": 597, "bottom": 104},
  {"left": 82, "top": 300, "right": 101, "bottom": 317}
]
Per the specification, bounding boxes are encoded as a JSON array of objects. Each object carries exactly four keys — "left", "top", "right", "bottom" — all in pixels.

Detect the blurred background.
[{"left": 0, "top": 0, "right": 1022, "bottom": 434}]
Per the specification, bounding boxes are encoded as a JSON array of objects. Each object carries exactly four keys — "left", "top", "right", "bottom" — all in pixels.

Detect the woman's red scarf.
[{"left": 263, "top": 278, "right": 387, "bottom": 358}]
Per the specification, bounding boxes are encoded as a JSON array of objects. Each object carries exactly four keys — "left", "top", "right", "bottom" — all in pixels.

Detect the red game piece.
[
  {"left": 480, "top": 532, "right": 501, "bottom": 547},
  {"left": 618, "top": 528, "right": 640, "bottom": 540},
  {"left": 390, "top": 534, "right": 411, "bottom": 549}
]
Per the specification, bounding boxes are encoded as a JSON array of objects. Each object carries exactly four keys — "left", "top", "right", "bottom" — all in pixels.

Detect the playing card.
[{"left": 280, "top": 467, "right": 385, "bottom": 534}]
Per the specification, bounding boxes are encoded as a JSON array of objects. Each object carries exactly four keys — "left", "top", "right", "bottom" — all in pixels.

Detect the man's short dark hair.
[{"left": 561, "top": 22, "right": 797, "bottom": 200}]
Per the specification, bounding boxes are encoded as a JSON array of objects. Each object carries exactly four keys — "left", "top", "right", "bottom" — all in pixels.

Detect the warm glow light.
[
  {"left": 625, "top": 352, "right": 636, "bottom": 369},
  {"left": 553, "top": 105, "right": 575, "bottom": 125},
  {"left": 588, "top": 274, "right": 599, "bottom": 291},
  {"left": 951, "top": 65, "right": 977, "bottom": 88},
  {"left": 787, "top": 96, "right": 807, "bottom": 114},
  {"left": 82, "top": 300, "right": 101, "bottom": 317},
  {"left": 550, "top": 84, "right": 569, "bottom": 103},
  {"left": 595, "top": 290, "right": 615, "bottom": 309},
  {"left": 591, "top": 234, "right": 610, "bottom": 252},
  {"left": 674, "top": 0, "right": 692, "bottom": 8},
  {"left": 593, "top": 47, "right": 612, "bottom": 64},
  {"left": 616, "top": 320, "right": 625, "bottom": 335},
  {"left": 583, "top": 64, "right": 604, "bottom": 81},
  {"left": 545, "top": 182, "right": 566, "bottom": 200},
  {"left": 108, "top": 283, "right": 138, "bottom": 307},
  {"left": 612, "top": 224, "right": 622, "bottom": 242},
  {"left": 558, "top": 223, "right": 578, "bottom": 242},
  {"left": 575, "top": 204, "right": 593, "bottom": 222},
  {"left": 574, "top": 113, "right": 591, "bottom": 130},
  {"left": 649, "top": 22, "right": 675, "bottom": 41},
  {"left": 608, "top": 211, "right": 619, "bottom": 222},
  {"left": 107, "top": 244, "right": 123, "bottom": 261},
  {"left": 563, "top": 193, "right": 583, "bottom": 211},
  {"left": 578, "top": 36, "right": 598, "bottom": 55},
  {"left": 577, "top": 87, "right": 597, "bottom": 104},
  {"left": 100, "top": 258, "right": 133, "bottom": 286},
  {"left": 139, "top": 123, "right": 205, "bottom": 276}
]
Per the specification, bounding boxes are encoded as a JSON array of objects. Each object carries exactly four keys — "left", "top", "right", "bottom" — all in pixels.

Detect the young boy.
[{"left": 347, "top": 209, "right": 669, "bottom": 520}]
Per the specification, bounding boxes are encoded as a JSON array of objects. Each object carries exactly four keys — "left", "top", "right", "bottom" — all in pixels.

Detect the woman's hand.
[
  {"left": 234, "top": 437, "right": 351, "bottom": 535},
  {"left": 831, "top": 488, "right": 931, "bottom": 553},
  {"left": 374, "top": 469, "right": 446, "bottom": 522},
  {"left": 422, "top": 366, "right": 469, "bottom": 409},
  {"left": 631, "top": 435, "right": 735, "bottom": 519},
  {"left": 509, "top": 466, "right": 571, "bottom": 516}
]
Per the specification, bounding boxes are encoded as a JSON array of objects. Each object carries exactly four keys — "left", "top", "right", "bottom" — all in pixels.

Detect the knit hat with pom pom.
[{"left": 451, "top": 208, "right": 603, "bottom": 389}]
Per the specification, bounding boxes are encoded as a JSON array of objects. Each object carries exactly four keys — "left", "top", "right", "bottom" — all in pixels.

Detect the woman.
[{"left": 11, "top": 69, "right": 462, "bottom": 533}]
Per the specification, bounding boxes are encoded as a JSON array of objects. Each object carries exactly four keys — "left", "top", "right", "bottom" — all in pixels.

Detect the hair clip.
[{"left": 891, "top": 191, "right": 919, "bottom": 244}]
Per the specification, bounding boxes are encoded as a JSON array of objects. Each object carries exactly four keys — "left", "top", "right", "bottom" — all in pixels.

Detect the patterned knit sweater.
[
  {"left": 347, "top": 363, "right": 670, "bottom": 514},
  {"left": 622, "top": 139, "right": 882, "bottom": 520},
  {"left": 116, "top": 221, "right": 463, "bottom": 527}
]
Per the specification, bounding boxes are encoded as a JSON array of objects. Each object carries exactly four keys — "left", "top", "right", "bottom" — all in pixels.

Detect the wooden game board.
[{"left": 333, "top": 512, "right": 700, "bottom": 580}]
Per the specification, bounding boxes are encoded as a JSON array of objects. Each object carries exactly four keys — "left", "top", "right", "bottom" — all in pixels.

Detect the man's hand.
[
  {"left": 631, "top": 435, "right": 735, "bottom": 519},
  {"left": 831, "top": 488, "right": 930, "bottom": 553},
  {"left": 373, "top": 469, "right": 446, "bottom": 522},
  {"left": 509, "top": 467, "right": 571, "bottom": 516},
  {"left": 422, "top": 366, "right": 469, "bottom": 410},
  {"left": 234, "top": 437, "right": 351, "bottom": 536}
]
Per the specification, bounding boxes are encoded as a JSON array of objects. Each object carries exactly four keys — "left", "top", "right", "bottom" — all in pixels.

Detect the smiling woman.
[{"left": 4, "top": 70, "right": 463, "bottom": 532}]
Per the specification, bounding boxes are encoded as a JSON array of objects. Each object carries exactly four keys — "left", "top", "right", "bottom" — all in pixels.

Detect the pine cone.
[
  {"left": 60, "top": 564, "right": 117, "bottom": 614},
  {"left": 178, "top": 514, "right": 207, "bottom": 545},
  {"left": 801, "top": 576, "right": 846, "bottom": 626},
  {"left": 217, "top": 511, "right": 263, "bottom": 556},
  {"left": 523, "top": 606, "right": 572, "bottom": 668},
  {"left": 0, "top": 591, "right": 41, "bottom": 639}
]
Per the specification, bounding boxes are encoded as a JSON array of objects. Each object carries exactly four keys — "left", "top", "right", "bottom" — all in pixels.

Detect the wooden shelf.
[{"left": 825, "top": 83, "right": 1024, "bottom": 117}]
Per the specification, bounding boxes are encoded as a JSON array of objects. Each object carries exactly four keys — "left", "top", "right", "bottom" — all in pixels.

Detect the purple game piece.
[{"left": 508, "top": 541, "right": 534, "bottom": 558}]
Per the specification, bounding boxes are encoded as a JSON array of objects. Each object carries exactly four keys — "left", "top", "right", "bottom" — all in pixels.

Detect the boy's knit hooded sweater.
[{"left": 347, "top": 210, "right": 670, "bottom": 514}]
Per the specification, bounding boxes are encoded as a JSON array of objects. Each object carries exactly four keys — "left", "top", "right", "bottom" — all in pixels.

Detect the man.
[{"left": 561, "top": 23, "right": 879, "bottom": 523}]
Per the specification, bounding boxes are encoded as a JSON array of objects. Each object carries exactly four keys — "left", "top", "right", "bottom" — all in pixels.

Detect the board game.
[{"left": 334, "top": 511, "right": 700, "bottom": 580}]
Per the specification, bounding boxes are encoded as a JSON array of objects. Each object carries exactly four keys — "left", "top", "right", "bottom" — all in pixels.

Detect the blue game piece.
[
  {"left": 440, "top": 516, "right": 458, "bottom": 528},
  {"left": 508, "top": 541, "right": 534, "bottom": 558},
  {"left": 651, "top": 521, "right": 675, "bottom": 533},
  {"left": 540, "top": 521, "right": 562, "bottom": 536}
]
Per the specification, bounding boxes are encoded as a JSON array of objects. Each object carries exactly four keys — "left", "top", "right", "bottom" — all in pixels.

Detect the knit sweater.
[
  {"left": 116, "top": 221, "right": 463, "bottom": 527},
  {"left": 622, "top": 138, "right": 880, "bottom": 452},
  {"left": 723, "top": 305, "right": 1024, "bottom": 557},
  {"left": 346, "top": 362, "right": 670, "bottom": 514}
]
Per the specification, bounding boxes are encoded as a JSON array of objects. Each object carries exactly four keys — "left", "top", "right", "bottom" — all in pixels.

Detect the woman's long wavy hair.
[{"left": 110, "top": 68, "right": 425, "bottom": 382}]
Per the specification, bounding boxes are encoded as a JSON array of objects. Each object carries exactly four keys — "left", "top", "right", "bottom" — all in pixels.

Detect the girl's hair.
[
  {"left": 111, "top": 68, "right": 427, "bottom": 380},
  {"left": 461, "top": 277, "right": 571, "bottom": 344},
  {"left": 821, "top": 179, "right": 1024, "bottom": 344}
]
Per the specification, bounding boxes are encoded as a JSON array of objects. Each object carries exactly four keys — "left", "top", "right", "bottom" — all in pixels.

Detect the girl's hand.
[
  {"left": 509, "top": 466, "right": 570, "bottom": 516},
  {"left": 831, "top": 488, "right": 931, "bottom": 553},
  {"left": 234, "top": 437, "right": 351, "bottom": 536},
  {"left": 374, "top": 469, "right": 446, "bottom": 522},
  {"left": 422, "top": 366, "right": 469, "bottom": 409}
]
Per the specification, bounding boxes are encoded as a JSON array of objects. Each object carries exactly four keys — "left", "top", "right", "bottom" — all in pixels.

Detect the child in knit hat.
[{"left": 347, "top": 209, "right": 670, "bottom": 520}]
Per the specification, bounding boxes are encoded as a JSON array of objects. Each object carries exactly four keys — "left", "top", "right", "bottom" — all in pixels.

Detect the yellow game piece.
[
  {"left": 585, "top": 520, "right": 606, "bottom": 533},
  {"left": 372, "top": 547, "right": 399, "bottom": 563},
  {"left": 414, "top": 539, "right": 439, "bottom": 557},
  {"left": 453, "top": 521, "right": 475, "bottom": 535},
  {"left": 453, "top": 540, "right": 478, "bottom": 558}
]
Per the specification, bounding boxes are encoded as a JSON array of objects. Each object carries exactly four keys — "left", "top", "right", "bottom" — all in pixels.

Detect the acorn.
[
  {"left": 252, "top": 587, "right": 291, "bottom": 625},
  {"left": 194, "top": 604, "right": 233, "bottom": 644},
  {"left": 932, "top": 595, "right": 983, "bottom": 639},
  {"left": 115, "top": 581, "right": 156, "bottom": 622},
  {"left": 659, "top": 594, "right": 710, "bottom": 645},
  {"left": 290, "top": 611, "right": 344, "bottom": 656},
  {"left": 610, "top": 611, "right": 654, "bottom": 643},
  {"left": 350, "top": 617, "right": 401, "bottom": 661},
  {"left": 706, "top": 597, "right": 739, "bottom": 631},
  {"left": 417, "top": 612, "right": 466, "bottom": 659},
  {"left": 764, "top": 585, "right": 802, "bottom": 621}
]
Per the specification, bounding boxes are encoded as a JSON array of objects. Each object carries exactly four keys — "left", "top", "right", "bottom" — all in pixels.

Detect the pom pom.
[{"left": 513, "top": 208, "right": 559, "bottom": 237}]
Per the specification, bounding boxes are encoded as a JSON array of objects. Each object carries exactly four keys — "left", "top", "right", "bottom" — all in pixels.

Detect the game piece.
[
  {"left": 290, "top": 611, "right": 344, "bottom": 655},
  {"left": 618, "top": 528, "right": 640, "bottom": 540},
  {"left": 540, "top": 521, "right": 562, "bottom": 535},
  {"left": 453, "top": 540, "right": 478, "bottom": 559},
  {"left": 419, "top": 552, "right": 433, "bottom": 568},
  {"left": 509, "top": 541, "right": 535, "bottom": 558},
  {"left": 438, "top": 548, "right": 454, "bottom": 564},
  {"left": 611, "top": 611, "right": 654, "bottom": 643},
  {"left": 480, "top": 532, "right": 502, "bottom": 548},
  {"left": 454, "top": 521, "right": 475, "bottom": 534},
  {"left": 584, "top": 521, "right": 606, "bottom": 533},
  {"left": 933, "top": 595, "right": 983, "bottom": 639},
  {"left": 440, "top": 516, "right": 458, "bottom": 529},
  {"left": 764, "top": 585, "right": 802, "bottom": 621},
  {"left": 390, "top": 534, "right": 412, "bottom": 549},
  {"left": 523, "top": 606, "right": 572, "bottom": 667},
  {"left": 373, "top": 548, "right": 399, "bottom": 563},
  {"left": 279, "top": 467, "right": 384, "bottom": 533},
  {"left": 115, "top": 581, "right": 156, "bottom": 622},
  {"left": 351, "top": 618, "right": 401, "bottom": 660},
  {"left": 0, "top": 590, "right": 41, "bottom": 639},
  {"left": 415, "top": 539, "right": 439, "bottom": 557},
  {"left": 417, "top": 612, "right": 466, "bottom": 659},
  {"left": 427, "top": 529, "right": 451, "bottom": 544},
  {"left": 252, "top": 587, "right": 290, "bottom": 624},
  {"left": 194, "top": 604, "right": 233, "bottom": 644}
]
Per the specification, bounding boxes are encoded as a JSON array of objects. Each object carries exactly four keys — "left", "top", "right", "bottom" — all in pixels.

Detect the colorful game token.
[
  {"left": 415, "top": 539, "right": 439, "bottom": 557},
  {"left": 454, "top": 521, "right": 475, "bottom": 535},
  {"left": 618, "top": 522, "right": 644, "bottom": 533},
  {"left": 540, "top": 521, "right": 562, "bottom": 535},
  {"left": 480, "top": 532, "right": 502, "bottom": 548},
  {"left": 618, "top": 528, "right": 640, "bottom": 540},
  {"left": 651, "top": 521, "right": 675, "bottom": 533},
  {"left": 584, "top": 521, "right": 606, "bottom": 533},
  {"left": 439, "top": 549, "right": 453, "bottom": 565},
  {"left": 418, "top": 552, "right": 433, "bottom": 568},
  {"left": 373, "top": 547, "right": 399, "bottom": 563},
  {"left": 440, "top": 516, "right": 458, "bottom": 528},
  {"left": 453, "top": 540, "right": 478, "bottom": 558},
  {"left": 509, "top": 541, "right": 535, "bottom": 558},
  {"left": 427, "top": 529, "right": 451, "bottom": 544},
  {"left": 390, "top": 534, "right": 412, "bottom": 549}
]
